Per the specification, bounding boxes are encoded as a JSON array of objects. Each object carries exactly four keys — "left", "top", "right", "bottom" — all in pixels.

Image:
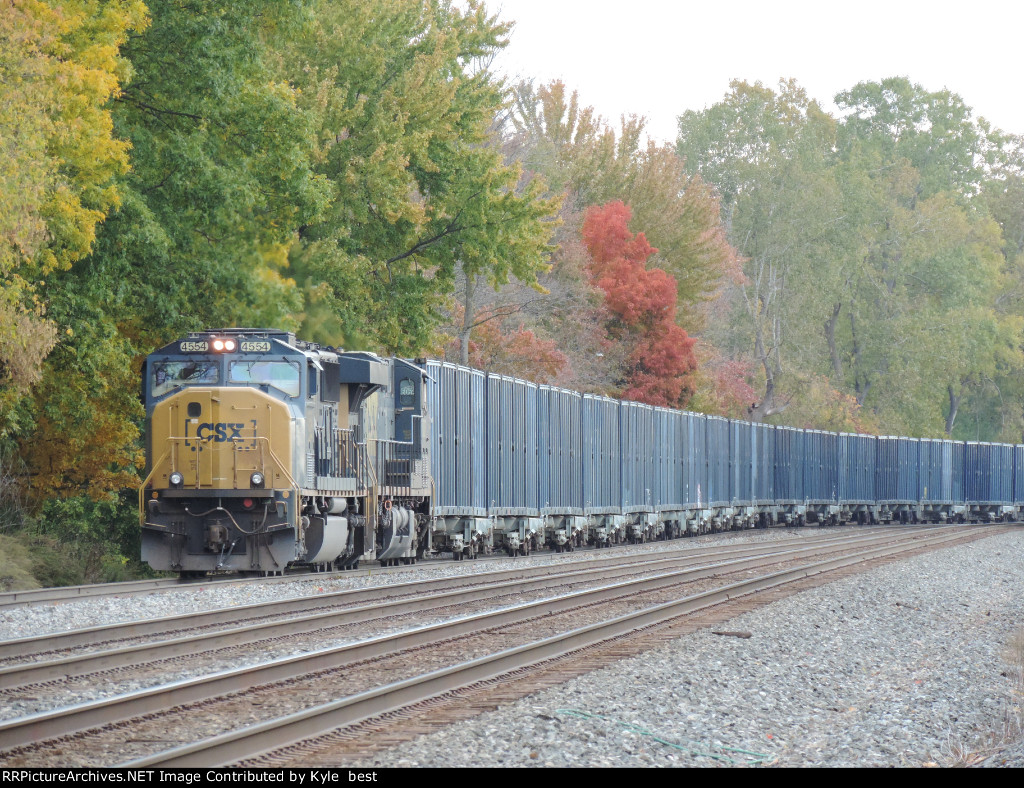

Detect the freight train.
[{"left": 139, "top": 328, "right": 1022, "bottom": 576}]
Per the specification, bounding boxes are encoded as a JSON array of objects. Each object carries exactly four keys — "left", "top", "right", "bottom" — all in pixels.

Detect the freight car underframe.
[{"left": 427, "top": 501, "right": 1020, "bottom": 559}]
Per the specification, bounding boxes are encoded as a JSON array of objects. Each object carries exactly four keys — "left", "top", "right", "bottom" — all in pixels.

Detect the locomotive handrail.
[
  {"left": 139, "top": 435, "right": 297, "bottom": 493},
  {"left": 138, "top": 447, "right": 174, "bottom": 524},
  {"left": 334, "top": 428, "right": 366, "bottom": 481},
  {"left": 366, "top": 437, "right": 420, "bottom": 497}
]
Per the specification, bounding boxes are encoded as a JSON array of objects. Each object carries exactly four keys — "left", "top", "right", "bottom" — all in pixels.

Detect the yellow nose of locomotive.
[{"left": 149, "top": 387, "right": 293, "bottom": 491}]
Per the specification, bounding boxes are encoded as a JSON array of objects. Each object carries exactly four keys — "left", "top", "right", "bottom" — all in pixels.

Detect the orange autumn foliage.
[
  {"left": 582, "top": 201, "right": 697, "bottom": 408},
  {"left": 466, "top": 316, "right": 569, "bottom": 384}
]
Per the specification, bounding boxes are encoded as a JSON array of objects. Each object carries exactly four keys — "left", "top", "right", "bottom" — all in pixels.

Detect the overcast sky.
[{"left": 491, "top": 0, "right": 1024, "bottom": 144}]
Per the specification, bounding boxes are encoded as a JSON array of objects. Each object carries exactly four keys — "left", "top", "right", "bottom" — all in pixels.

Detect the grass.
[
  {"left": 0, "top": 533, "right": 42, "bottom": 592},
  {"left": 0, "top": 531, "right": 147, "bottom": 590}
]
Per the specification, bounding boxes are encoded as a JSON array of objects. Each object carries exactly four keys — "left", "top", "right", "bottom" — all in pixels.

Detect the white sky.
[{"left": 491, "top": 0, "right": 1024, "bottom": 144}]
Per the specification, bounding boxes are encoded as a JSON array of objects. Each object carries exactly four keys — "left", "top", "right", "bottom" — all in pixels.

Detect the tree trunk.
[
  {"left": 849, "top": 309, "right": 870, "bottom": 406},
  {"left": 459, "top": 273, "right": 477, "bottom": 366},
  {"left": 825, "top": 302, "right": 842, "bottom": 380},
  {"left": 945, "top": 385, "right": 961, "bottom": 436},
  {"left": 748, "top": 322, "right": 776, "bottom": 423}
]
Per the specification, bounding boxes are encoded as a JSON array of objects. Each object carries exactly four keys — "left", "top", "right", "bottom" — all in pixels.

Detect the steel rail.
[
  {"left": 0, "top": 525, "right": 929, "bottom": 657},
  {"left": 0, "top": 528, "right": 973, "bottom": 753},
  {"left": 0, "top": 528, "right": 925, "bottom": 689},
  {"left": 0, "top": 578, "right": 183, "bottom": 609},
  {"left": 0, "top": 566, "right": 406, "bottom": 611},
  {"left": 0, "top": 525, "right": 918, "bottom": 610},
  {"left": 118, "top": 528, "right": 986, "bottom": 767}
]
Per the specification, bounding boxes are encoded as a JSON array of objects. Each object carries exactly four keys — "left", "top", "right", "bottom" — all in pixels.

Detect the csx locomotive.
[
  {"left": 141, "top": 328, "right": 1023, "bottom": 577},
  {"left": 141, "top": 328, "right": 430, "bottom": 576}
]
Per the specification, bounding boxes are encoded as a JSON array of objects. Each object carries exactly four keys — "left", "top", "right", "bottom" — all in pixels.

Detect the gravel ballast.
[
  {"left": 0, "top": 526, "right": 835, "bottom": 640},
  {"left": 2, "top": 526, "right": 1022, "bottom": 767},
  {"left": 344, "top": 529, "right": 1024, "bottom": 768}
]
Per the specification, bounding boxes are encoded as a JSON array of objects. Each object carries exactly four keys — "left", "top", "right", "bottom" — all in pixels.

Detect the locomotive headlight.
[
  {"left": 250, "top": 472, "right": 265, "bottom": 489},
  {"left": 224, "top": 339, "right": 236, "bottom": 351},
  {"left": 213, "top": 339, "right": 225, "bottom": 351},
  {"left": 169, "top": 471, "right": 184, "bottom": 488}
]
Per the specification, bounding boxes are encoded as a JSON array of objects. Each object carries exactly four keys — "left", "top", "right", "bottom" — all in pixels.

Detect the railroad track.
[
  {"left": 0, "top": 525, "right": 1004, "bottom": 767},
  {"left": 0, "top": 561, "right": 436, "bottom": 611},
  {"left": 0, "top": 526, "right": 920, "bottom": 671},
  {"left": 0, "top": 528, "right": 929, "bottom": 697},
  {"left": 0, "top": 524, "right": 912, "bottom": 610}
]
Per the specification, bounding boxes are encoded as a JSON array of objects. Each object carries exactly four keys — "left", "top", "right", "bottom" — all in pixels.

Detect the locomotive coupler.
[{"left": 205, "top": 521, "right": 229, "bottom": 552}]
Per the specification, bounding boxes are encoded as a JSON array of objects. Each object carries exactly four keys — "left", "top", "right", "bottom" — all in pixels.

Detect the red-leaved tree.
[{"left": 582, "top": 201, "right": 697, "bottom": 407}]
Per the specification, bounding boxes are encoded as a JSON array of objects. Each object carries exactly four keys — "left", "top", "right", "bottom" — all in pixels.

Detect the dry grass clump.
[
  {"left": 943, "top": 627, "right": 1024, "bottom": 767},
  {"left": 999, "top": 629, "right": 1024, "bottom": 746}
]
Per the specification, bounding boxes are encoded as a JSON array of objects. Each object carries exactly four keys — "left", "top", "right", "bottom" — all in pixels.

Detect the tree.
[
  {"left": 512, "top": 80, "right": 737, "bottom": 323},
  {"left": 835, "top": 77, "right": 985, "bottom": 201},
  {"left": 678, "top": 77, "right": 1021, "bottom": 438},
  {"left": 17, "top": 0, "right": 564, "bottom": 516},
  {"left": 831, "top": 83, "right": 1014, "bottom": 436},
  {"left": 0, "top": 0, "right": 147, "bottom": 434},
  {"left": 458, "top": 309, "right": 568, "bottom": 383},
  {"left": 285, "top": 0, "right": 561, "bottom": 355},
  {"left": 582, "top": 201, "right": 697, "bottom": 408},
  {"left": 678, "top": 79, "right": 841, "bottom": 421},
  {"left": 21, "top": 0, "right": 329, "bottom": 506}
]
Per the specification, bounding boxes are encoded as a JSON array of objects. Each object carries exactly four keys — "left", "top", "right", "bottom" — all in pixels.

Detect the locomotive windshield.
[
  {"left": 228, "top": 360, "right": 301, "bottom": 396},
  {"left": 150, "top": 360, "right": 219, "bottom": 397}
]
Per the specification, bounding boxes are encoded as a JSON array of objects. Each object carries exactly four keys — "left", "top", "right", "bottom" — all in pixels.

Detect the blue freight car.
[
  {"left": 537, "top": 384, "right": 585, "bottom": 550},
  {"left": 418, "top": 357, "right": 1024, "bottom": 557},
  {"left": 839, "top": 433, "right": 876, "bottom": 521}
]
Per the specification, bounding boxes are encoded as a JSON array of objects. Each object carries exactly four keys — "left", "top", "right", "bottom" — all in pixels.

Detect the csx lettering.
[{"left": 194, "top": 422, "right": 245, "bottom": 441}]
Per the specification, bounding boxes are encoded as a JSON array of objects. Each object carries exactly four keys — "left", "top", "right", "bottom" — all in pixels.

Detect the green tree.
[
  {"left": 285, "top": 0, "right": 560, "bottom": 354},
  {"left": 833, "top": 82, "right": 1015, "bottom": 435},
  {"left": 0, "top": 0, "right": 147, "bottom": 434},
  {"left": 23, "top": 0, "right": 329, "bottom": 506},
  {"left": 835, "top": 77, "right": 985, "bottom": 201},
  {"left": 677, "top": 80, "right": 842, "bottom": 421},
  {"left": 678, "top": 77, "right": 1021, "bottom": 437}
]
